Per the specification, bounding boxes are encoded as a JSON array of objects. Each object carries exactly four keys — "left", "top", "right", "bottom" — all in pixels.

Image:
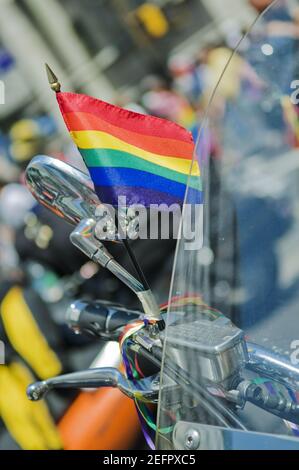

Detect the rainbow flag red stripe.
[{"left": 57, "top": 92, "right": 202, "bottom": 206}]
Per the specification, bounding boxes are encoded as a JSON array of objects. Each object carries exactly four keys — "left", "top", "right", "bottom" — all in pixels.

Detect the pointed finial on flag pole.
[{"left": 45, "top": 63, "right": 61, "bottom": 93}]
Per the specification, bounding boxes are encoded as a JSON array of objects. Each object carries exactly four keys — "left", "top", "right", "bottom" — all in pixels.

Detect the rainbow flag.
[{"left": 57, "top": 92, "right": 202, "bottom": 207}]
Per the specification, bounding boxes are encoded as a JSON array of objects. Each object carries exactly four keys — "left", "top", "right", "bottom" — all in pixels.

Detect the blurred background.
[
  {"left": 3, "top": 0, "right": 298, "bottom": 451},
  {"left": 0, "top": 0, "right": 257, "bottom": 287},
  {"left": 0, "top": 0, "right": 255, "bottom": 139}
]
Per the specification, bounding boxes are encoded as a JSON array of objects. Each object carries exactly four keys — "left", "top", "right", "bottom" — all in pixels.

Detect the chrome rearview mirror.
[
  {"left": 25, "top": 155, "right": 100, "bottom": 226},
  {"left": 25, "top": 155, "right": 140, "bottom": 241}
]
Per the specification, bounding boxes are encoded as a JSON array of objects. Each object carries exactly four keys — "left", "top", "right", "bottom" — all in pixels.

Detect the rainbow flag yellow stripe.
[{"left": 70, "top": 130, "right": 200, "bottom": 177}]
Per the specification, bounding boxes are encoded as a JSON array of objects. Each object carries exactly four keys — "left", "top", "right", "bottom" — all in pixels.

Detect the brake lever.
[{"left": 27, "top": 367, "right": 160, "bottom": 403}]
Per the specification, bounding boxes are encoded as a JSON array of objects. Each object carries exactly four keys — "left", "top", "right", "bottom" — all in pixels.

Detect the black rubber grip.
[{"left": 70, "top": 300, "right": 142, "bottom": 338}]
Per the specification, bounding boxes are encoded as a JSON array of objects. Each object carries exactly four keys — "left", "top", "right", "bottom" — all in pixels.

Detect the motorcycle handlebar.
[{"left": 66, "top": 299, "right": 143, "bottom": 339}]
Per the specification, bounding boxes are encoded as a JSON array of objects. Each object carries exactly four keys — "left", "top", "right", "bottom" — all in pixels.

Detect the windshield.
[{"left": 157, "top": 0, "right": 299, "bottom": 450}]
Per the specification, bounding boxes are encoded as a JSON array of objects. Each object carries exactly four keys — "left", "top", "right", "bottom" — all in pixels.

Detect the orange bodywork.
[{"left": 58, "top": 387, "right": 140, "bottom": 450}]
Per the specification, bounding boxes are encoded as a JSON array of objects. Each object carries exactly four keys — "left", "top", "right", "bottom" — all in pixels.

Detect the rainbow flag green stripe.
[{"left": 80, "top": 148, "right": 202, "bottom": 191}]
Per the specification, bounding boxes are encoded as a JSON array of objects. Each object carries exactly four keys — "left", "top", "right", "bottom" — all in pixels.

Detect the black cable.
[
  {"left": 122, "top": 238, "right": 150, "bottom": 290},
  {"left": 115, "top": 213, "right": 150, "bottom": 290}
]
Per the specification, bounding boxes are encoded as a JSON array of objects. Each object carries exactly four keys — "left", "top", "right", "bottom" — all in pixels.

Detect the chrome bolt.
[
  {"left": 184, "top": 429, "right": 200, "bottom": 450},
  {"left": 151, "top": 379, "right": 160, "bottom": 390}
]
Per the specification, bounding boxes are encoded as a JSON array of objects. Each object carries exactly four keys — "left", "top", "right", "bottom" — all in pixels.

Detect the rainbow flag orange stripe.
[
  {"left": 57, "top": 92, "right": 202, "bottom": 206},
  {"left": 63, "top": 112, "right": 194, "bottom": 159}
]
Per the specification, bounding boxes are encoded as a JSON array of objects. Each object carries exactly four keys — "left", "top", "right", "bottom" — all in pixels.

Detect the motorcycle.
[
  {"left": 0, "top": 180, "right": 141, "bottom": 450},
  {"left": 25, "top": 0, "right": 299, "bottom": 450}
]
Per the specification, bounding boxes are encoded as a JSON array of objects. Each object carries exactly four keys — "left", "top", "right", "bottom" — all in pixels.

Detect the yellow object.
[
  {"left": 10, "top": 141, "right": 39, "bottom": 163},
  {"left": 9, "top": 119, "right": 41, "bottom": 162},
  {"left": 136, "top": 4, "right": 169, "bottom": 38},
  {"left": 0, "top": 287, "right": 62, "bottom": 379},
  {"left": 9, "top": 119, "right": 40, "bottom": 142},
  {"left": 207, "top": 47, "right": 244, "bottom": 101},
  {"left": 0, "top": 362, "right": 62, "bottom": 449},
  {"left": 177, "top": 105, "right": 196, "bottom": 128}
]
